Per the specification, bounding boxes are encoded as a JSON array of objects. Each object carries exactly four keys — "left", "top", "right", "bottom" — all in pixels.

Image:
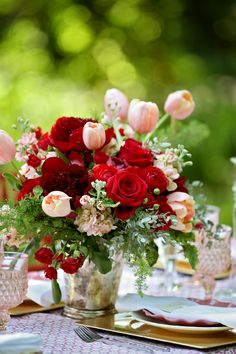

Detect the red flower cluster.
[
  {"left": 34, "top": 246, "right": 84, "bottom": 279},
  {"left": 18, "top": 117, "right": 189, "bottom": 224},
  {"left": 50, "top": 116, "right": 96, "bottom": 152},
  {"left": 14, "top": 115, "right": 191, "bottom": 282}
]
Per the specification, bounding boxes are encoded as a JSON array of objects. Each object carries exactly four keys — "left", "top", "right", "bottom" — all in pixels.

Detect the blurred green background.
[{"left": 0, "top": 0, "right": 236, "bottom": 224}]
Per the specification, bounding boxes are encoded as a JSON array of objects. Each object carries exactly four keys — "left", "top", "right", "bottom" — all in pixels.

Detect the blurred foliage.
[{"left": 0, "top": 0, "right": 236, "bottom": 224}]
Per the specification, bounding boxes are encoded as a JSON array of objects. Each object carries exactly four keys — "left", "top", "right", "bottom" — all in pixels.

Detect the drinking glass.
[
  {"left": 194, "top": 225, "right": 232, "bottom": 299},
  {"left": 0, "top": 252, "right": 28, "bottom": 330},
  {"left": 205, "top": 205, "right": 220, "bottom": 228},
  {"left": 215, "top": 158, "right": 236, "bottom": 300}
]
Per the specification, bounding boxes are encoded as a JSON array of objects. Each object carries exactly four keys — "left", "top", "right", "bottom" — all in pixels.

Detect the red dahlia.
[
  {"left": 49, "top": 116, "right": 97, "bottom": 152},
  {"left": 40, "top": 157, "right": 89, "bottom": 205}
]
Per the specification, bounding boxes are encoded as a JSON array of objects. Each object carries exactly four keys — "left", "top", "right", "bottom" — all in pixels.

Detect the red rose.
[
  {"left": 60, "top": 256, "right": 84, "bottom": 274},
  {"left": 38, "top": 132, "right": 50, "bottom": 151},
  {"left": 27, "top": 154, "right": 41, "bottom": 168},
  {"left": 106, "top": 167, "right": 148, "bottom": 207},
  {"left": 40, "top": 157, "right": 89, "bottom": 205},
  {"left": 92, "top": 164, "right": 117, "bottom": 182},
  {"left": 94, "top": 151, "right": 109, "bottom": 164},
  {"left": 44, "top": 266, "right": 57, "bottom": 280},
  {"left": 49, "top": 116, "right": 96, "bottom": 152},
  {"left": 34, "top": 247, "right": 54, "bottom": 265},
  {"left": 17, "top": 177, "right": 41, "bottom": 200},
  {"left": 118, "top": 139, "right": 153, "bottom": 167},
  {"left": 142, "top": 166, "right": 168, "bottom": 193},
  {"left": 34, "top": 127, "right": 43, "bottom": 139},
  {"left": 55, "top": 253, "right": 64, "bottom": 262}
]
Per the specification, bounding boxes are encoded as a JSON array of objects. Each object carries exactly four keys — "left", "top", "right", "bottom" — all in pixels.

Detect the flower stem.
[
  {"left": 143, "top": 113, "right": 170, "bottom": 144},
  {"left": 11, "top": 161, "right": 24, "bottom": 182},
  {"left": 52, "top": 279, "right": 62, "bottom": 304},
  {"left": 112, "top": 118, "right": 123, "bottom": 149},
  {"left": 9, "top": 239, "right": 34, "bottom": 271}
]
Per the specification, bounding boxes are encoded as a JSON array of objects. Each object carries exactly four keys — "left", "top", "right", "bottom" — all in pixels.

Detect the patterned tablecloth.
[{"left": 6, "top": 264, "right": 236, "bottom": 354}]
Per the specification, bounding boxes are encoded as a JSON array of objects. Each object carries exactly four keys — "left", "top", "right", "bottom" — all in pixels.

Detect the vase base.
[{"left": 63, "top": 305, "right": 115, "bottom": 319}]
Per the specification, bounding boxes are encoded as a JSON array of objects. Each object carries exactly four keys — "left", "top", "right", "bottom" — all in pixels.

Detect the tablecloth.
[{"left": 6, "top": 264, "right": 236, "bottom": 354}]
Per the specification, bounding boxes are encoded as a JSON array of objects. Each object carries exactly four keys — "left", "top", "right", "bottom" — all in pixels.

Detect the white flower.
[
  {"left": 75, "top": 205, "right": 115, "bottom": 236},
  {"left": 19, "top": 164, "right": 39, "bottom": 179},
  {"left": 45, "top": 151, "right": 57, "bottom": 159},
  {"left": 15, "top": 151, "right": 28, "bottom": 162},
  {"left": 153, "top": 149, "right": 181, "bottom": 192},
  {"left": 123, "top": 125, "right": 135, "bottom": 138},
  {"left": 80, "top": 195, "right": 95, "bottom": 207},
  {"left": 17, "top": 132, "right": 37, "bottom": 146},
  {"left": 102, "top": 137, "right": 119, "bottom": 155},
  {"left": 3, "top": 228, "right": 25, "bottom": 248}
]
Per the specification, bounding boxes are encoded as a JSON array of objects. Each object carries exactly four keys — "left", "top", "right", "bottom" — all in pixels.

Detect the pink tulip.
[
  {"left": 104, "top": 88, "right": 129, "bottom": 122},
  {"left": 0, "top": 130, "right": 16, "bottom": 164},
  {"left": 164, "top": 90, "right": 195, "bottom": 120},
  {"left": 128, "top": 99, "right": 159, "bottom": 134},
  {"left": 167, "top": 192, "right": 195, "bottom": 233},
  {"left": 42, "top": 191, "right": 72, "bottom": 217},
  {"left": 83, "top": 122, "right": 106, "bottom": 150}
]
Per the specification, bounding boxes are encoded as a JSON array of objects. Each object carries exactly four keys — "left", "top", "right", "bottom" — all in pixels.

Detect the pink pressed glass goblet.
[
  {"left": 194, "top": 225, "right": 232, "bottom": 300},
  {"left": 0, "top": 252, "right": 28, "bottom": 330}
]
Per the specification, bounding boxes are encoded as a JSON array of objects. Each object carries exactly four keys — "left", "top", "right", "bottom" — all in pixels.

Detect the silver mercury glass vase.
[{"left": 63, "top": 253, "right": 123, "bottom": 319}]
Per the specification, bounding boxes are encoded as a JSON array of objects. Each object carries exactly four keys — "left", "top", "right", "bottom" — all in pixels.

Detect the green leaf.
[
  {"left": 3, "top": 172, "right": 22, "bottom": 191},
  {"left": 183, "top": 244, "right": 198, "bottom": 270},
  {"left": 51, "top": 279, "right": 62, "bottom": 304},
  {"left": 92, "top": 251, "right": 112, "bottom": 274},
  {"left": 32, "top": 186, "right": 43, "bottom": 196},
  {"left": 145, "top": 243, "right": 159, "bottom": 267},
  {"left": 80, "top": 246, "right": 88, "bottom": 257}
]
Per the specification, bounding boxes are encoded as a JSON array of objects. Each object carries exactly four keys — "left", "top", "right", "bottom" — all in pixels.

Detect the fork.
[{"left": 74, "top": 325, "right": 170, "bottom": 352}]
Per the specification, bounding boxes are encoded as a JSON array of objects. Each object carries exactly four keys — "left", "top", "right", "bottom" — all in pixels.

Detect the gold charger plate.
[
  {"left": 77, "top": 314, "right": 236, "bottom": 349},
  {"left": 10, "top": 299, "right": 64, "bottom": 316},
  {"left": 155, "top": 259, "right": 230, "bottom": 279}
]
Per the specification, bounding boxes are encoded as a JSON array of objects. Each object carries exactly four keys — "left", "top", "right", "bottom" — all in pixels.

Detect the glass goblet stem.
[{"left": 0, "top": 310, "right": 10, "bottom": 330}]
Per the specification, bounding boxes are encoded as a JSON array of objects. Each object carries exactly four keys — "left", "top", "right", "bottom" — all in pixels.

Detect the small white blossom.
[
  {"left": 17, "top": 132, "right": 37, "bottom": 146},
  {"left": 19, "top": 164, "right": 39, "bottom": 179}
]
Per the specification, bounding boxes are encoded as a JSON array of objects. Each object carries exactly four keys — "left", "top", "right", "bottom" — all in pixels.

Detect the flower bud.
[
  {"left": 83, "top": 122, "right": 106, "bottom": 150},
  {"left": 42, "top": 191, "right": 72, "bottom": 217},
  {"left": 164, "top": 90, "right": 195, "bottom": 120},
  {"left": 0, "top": 130, "right": 16, "bottom": 164},
  {"left": 128, "top": 99, "right": 159, "bottom": 134},
  {"left": 104, "top": 88, "right": 129, "bottom": 122},
  {"left": 154, "top": 188, "right": 160, "bottom": 195}
]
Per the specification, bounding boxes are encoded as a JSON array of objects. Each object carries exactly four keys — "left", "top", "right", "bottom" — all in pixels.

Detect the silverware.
[
  {"left": 74, "top": 325, "right": 154, "bottom": 352},
  {"left": 74, "top": 325, "right": 170, "bottom": 352}
]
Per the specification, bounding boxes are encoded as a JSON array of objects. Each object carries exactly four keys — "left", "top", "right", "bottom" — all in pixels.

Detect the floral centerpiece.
[{"left": 0, "top": 88, "right": 197, "bottom": 303}]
